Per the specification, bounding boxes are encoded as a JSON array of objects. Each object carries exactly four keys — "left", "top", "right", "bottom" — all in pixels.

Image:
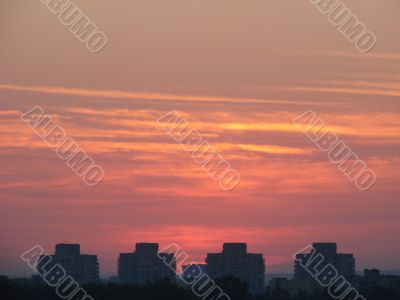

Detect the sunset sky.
[{"left": 0, "top": 0, "right": 399, "bottom": 277}]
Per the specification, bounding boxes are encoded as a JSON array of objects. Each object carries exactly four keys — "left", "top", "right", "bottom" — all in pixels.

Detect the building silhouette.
[
  {"left": 269, "top": 277, "right": 316, "bottom": 297},
  {"left": 270, "top": 242, "right": 356, "bottom": 297},
  {"left": 37, "top": 244, "right": 99, "bottom": 284},
  {"left": 206, "top": 243, "right": 265, "bottom": 295},
  {"left": 294, "top": 243, "right": 355, "bottom": 280},
  {"left": 354, "top": 269, "right": 400, "bottom": 289},
  {"left": 118, "top": 243, "right": 176, "bottom": 285},
  {"left": 9, "top": 241, "right": 400, "bottom": 297},
  {"left": 364, "top": 268, "right": 380, "bottom": 278}
]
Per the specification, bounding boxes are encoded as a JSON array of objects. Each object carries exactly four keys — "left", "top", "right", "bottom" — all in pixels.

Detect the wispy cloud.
[
  {"left": 254, "top": 85, "right": 400, "bottom": 98},
  {"left": 320, "top": 51, "right": 400, "bottom": 61},
  {"left": 0, "top": 83, "right": 330, "bottom": 107}
]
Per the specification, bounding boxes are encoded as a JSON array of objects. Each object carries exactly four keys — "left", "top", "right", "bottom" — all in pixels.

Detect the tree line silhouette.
[{"left": 0, "top": 275, "right": 399, "bottom": 300}]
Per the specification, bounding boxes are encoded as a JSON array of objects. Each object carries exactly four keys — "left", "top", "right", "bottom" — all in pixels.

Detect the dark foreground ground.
[{"left": 1, "top": 276, "right": 399, "bottom": 300}]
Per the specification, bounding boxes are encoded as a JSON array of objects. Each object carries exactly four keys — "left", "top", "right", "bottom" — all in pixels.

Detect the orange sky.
[{"left": 0, "top": 0, "right": 399, "bottom": 277}]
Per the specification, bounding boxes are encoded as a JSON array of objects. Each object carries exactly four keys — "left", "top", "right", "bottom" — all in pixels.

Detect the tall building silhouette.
[
  {"left": 270, "top": 242, "right": 356, "bottom": 297},
  {"left": 294, "top": 243, "right": 355, "bottom": 280},
  {"left": 37, "top": 244, "right": 99, "bottom": 283},
  {"left": 206, "top": 243, "right": 265, "bottom": 295},
  {"left": 118, "top": 243, "right": 176, "bottom": 285}
]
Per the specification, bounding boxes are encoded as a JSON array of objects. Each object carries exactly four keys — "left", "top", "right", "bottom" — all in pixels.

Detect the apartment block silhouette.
[
  {"left": 294, "top": 242, "right": 355, "bottom": 280},
  {"left": 206, "top": 243, "right": 265, "bottom": 295},
  {"left": 37, "top": 243, "right": 99, "bottom": 284},
  {"left": 118, "top": 243, "right": 176, "bottom": 285}
]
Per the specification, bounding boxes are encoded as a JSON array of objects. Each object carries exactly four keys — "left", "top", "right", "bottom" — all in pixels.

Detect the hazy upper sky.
[{"left": 0, "top": 0, "right": 399, "bottom": 277}]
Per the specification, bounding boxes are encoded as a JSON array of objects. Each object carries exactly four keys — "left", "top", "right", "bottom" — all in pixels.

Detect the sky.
[{"left": 0, "top": 0, "right": 399, "bottom": 277}]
